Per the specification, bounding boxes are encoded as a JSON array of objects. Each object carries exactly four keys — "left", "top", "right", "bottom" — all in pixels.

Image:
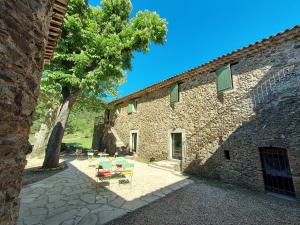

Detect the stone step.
[{"left": 149, "top": 160, "right": 182, "bottom": 173}]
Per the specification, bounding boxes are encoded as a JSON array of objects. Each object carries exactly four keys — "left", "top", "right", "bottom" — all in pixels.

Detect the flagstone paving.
[{"left": 17, "top": 158, "right": 192, "bottom": 225}]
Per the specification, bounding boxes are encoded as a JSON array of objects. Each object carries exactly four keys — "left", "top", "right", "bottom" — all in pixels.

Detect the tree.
[{"left": 42, "top": 0, "right": 168, "bottom": 168}]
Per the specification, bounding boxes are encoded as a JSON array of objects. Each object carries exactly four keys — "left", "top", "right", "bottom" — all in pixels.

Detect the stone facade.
[
  {"left": 97, "top": 37, "right": 300, "bottom": 198},
  {"left": 0, "top": 1, "right": 54, "bottom": 224}
]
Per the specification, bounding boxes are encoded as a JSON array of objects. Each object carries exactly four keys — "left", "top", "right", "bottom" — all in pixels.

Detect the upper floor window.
[
  {"left": 216, "top": 64, "right": 233, "bottom": 93},
  {"left": 128, "top": 99, "right": 138, "bottom": 114},
  {"left": 170, "top": 83, "right": 179, "bottom": 106}
]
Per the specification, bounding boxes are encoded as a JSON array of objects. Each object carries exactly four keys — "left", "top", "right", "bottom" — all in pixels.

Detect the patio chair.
[
  {"left": 96, "top": 161, "right": 113, "bottom": 185},
  {"left": 87, "top": 152, "right": 95, "bottom": 166},
  {"left": 96, "top": 157, "right": 109, "bottom": 170},
  {"left": 119, "top": 161, "right": 134, "bottom": 183},
  {"left": 115, "top": 156, "right": 126, "bottom": 162}
]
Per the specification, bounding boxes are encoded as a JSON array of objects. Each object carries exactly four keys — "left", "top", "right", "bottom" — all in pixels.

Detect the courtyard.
[
  {"left": 18, "top": 157, "right": 300, "bottom": 225},
  {"left": 17, "top": 157, "right": 192, "bottom": 225}
]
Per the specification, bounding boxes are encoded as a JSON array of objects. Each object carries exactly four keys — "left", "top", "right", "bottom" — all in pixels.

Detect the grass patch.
[
  {"left": 63, "top": 135, "right": 92, "bottom": 149},
  {"left": 61, "top": 134, "right": 93, "bottom": 154}
]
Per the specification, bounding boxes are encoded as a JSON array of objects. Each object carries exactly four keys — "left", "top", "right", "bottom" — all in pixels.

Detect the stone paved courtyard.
[{"left": 17, "top": 157, "right": 192, "bottom": 225}]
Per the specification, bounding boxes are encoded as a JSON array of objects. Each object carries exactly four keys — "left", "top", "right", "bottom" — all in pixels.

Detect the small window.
[
  {"left": 224, "top": 150, "right": 230, "bottom": 160},
  {"left": 170, "top": 83, "right": 179, "bottom": 105},
  {"left": 216, "top": 64, "right": 233, "bottom": 93},
  {"left": 128, "top": 100, "right": 137, "bottom": 114},
  {"left": 134, "top": 100, "right": 138, "bottom": 112}
]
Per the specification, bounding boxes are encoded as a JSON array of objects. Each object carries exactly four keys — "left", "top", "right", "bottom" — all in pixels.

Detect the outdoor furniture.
[
  {"left": 87, "top": 152, "right": 95, "bottom": 166},
  {"left": 96, "top": 161, "right": 113, "bottom": 185},
  {"left": 98, "top": 152, "right": 109, "bottom": 157},
  {"left": 119, "top": 161, "right": 134, "bottom": 183}
]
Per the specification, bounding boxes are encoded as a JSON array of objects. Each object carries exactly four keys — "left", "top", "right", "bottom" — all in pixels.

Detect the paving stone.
[
  {"left": 97, "top": 208, "right": 128, "bottom": 225},
  {"left": 18, "top": 159, "right": 188, "bottom": 225},
  {"left": 141, "top": 194, "right": 160, "bottom": 203},
  {"left": 121, "top": 199, "right": 147, "bottom": 211},
  {"left": 78, "top": 207, "right": 90, "bottom": 217},
  {"left": 160, "top": 187, "right": 173, "bottom": 195},
  {"left": 91, "top": 205, "right": 115, "bottom": 214},
  {"left": 109, "top": 197, "right": 125, "bottom": 208},
  {"left": 23, "top": 215, "right": 46, "bottom": 225},
  {"left": 44, "top": 209, "right": 79, "bottom": 225},
  {"left": 80, "top": 193, "right": 96, "bottom": 204},
  {"left": 152, "top": 191, "right": 166, "bottom": 197},
  {"left": 77, "top": 213, "right": 98, "bottom": 225},
  {"left": 49, "top": 194, "right": 64, "bottom": 203},
  {"left": 95, "top": 196, "right": 107, "bottom": 204},
  {"left": 31, "top": 207, "right": 48, "bottom": 216}
]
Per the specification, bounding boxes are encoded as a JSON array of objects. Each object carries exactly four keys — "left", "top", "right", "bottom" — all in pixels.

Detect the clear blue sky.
[{"left": 89, "top": 0, "right": 300, "bottom": 99}]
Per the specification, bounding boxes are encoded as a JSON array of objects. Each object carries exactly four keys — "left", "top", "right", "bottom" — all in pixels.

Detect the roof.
[
  {"left": 110, "top": 24, "right": 300, "bottom": 106},
  {"left": 44, "top": 0, "right": 68, "bottom": 64}
]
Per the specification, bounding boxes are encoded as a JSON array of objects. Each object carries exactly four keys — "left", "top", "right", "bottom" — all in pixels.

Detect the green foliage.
[{"left": 44, "top": 0, "right": 167, "bottom": 99}]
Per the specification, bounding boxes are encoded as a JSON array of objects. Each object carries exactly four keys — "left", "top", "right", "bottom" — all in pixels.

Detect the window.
[
  {"left": 130, "top": 131, "right": 138, "bottom": 153},
  {"left": 216, "top": 64, "right": 233, "bottom": 93},
  {"left": 224, "top": 150, "right": 230, "bottom": 160},
  {"left": 134, "top": 100, "right": 138, "bottom": 111},
  {"left": 128, "top": 100, "right": 138, "bottom": 114},
  {"left": 170, "top": 83, "right": 179, "bottom": 105},
  {"left": 128, "top": 101, "right": 133, "bottom": 114}
]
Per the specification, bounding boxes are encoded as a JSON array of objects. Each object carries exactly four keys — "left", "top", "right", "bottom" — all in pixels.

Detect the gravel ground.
[{"left": 106, "top": 179, "right": 300, "bottom": 225}]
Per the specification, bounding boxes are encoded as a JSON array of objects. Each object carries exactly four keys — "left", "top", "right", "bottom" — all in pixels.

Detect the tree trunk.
[
  {"left": 43, "top": 89, "right": 80, "bottom": 168},
  {"left": 0, "top": 1, "right": 55, "bottom": 224},
  {"left": 31, "top": 104, "right": 59, "bottom": 158}
]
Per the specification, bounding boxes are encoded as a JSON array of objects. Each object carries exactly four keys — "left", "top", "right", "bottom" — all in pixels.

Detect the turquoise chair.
[
  {"left": 115, "top": 157, "right": 126, "bottom": 162},
  {"left": 100, "top": 161, "right": 113, "bottom": 170},
  {"left": 96, "top": 161, "right": 113, "bottom": 184}
]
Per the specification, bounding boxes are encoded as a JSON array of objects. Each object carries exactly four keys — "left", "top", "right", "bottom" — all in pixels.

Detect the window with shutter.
[
  {"left": 170, "top": 83, "right": 179, "bottom": 105},
  {"left": 128, "top": 101, "right": 133, "bottom": 114},
  {"left": 216, "top": 64, "right": 233, "bottom": 93}
]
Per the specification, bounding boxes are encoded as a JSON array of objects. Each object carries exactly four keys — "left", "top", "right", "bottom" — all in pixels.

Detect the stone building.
[
  {"left": 0, "top": 1, "right": 68, "bottom": 224},
  {"left": 95, "top": 25, "right": 300, "bottom": 199}
]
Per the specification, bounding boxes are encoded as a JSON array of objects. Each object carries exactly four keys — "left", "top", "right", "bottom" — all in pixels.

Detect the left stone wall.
[{"left": 0, "top": 1, "right": 54, "bottom": 224}]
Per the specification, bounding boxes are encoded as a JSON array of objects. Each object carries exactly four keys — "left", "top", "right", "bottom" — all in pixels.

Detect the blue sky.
[{"left": 89, "top": 0, "right": 300, "bottom": 99}]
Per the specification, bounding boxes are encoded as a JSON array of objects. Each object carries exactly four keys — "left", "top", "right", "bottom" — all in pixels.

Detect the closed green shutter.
[
  {"left": 216, "top": 64, "right": 233, "bottom": 93},
  {"left": 128, "top": 101, "right": 133, "bottom": 113},
  {"left": 170, "top": 83, "right": 179, "bottom": 105}
]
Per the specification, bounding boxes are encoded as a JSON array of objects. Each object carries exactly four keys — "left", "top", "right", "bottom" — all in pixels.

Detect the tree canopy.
[{"left": 44, "top": 0, "right": 167, "bottom": 99}]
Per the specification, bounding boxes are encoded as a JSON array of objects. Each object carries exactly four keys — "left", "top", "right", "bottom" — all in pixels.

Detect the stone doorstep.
[{"left": 149, "top": 160, "right": 182, "bottom": 174}]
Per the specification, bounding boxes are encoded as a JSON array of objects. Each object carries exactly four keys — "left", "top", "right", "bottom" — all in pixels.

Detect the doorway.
[
  {"left": 259, "top": 147, "right": 295, "bottom": 197},
  {"left": 130, "top": 131, "right": 138, "bottom": 153},
  {"left": 171, "top": 133, "right": 182, "bottom": 160}
]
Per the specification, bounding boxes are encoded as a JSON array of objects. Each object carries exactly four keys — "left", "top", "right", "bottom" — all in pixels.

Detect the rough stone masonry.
[
  {"left": 0, "top": 1, "right": 54, "bottom": 224},
  {"left": 97, "top": 31, "right": 300, "bottom": 199}
]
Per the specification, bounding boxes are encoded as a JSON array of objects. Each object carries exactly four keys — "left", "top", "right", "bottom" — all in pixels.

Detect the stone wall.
[
  {"left": 99, "top": 38, "right": 300, "bottom": 198},
  {"left": 0, "top": 1, "right": 53, "bottom": 224}
]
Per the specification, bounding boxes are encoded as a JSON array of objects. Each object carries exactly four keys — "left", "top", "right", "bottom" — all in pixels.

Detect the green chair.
[
  {"left": 115, "top": 157, "right": 126, "bottom": 162},
  {"left": 96, "top": 161, "right": 113, "bottom": 185},
  {"left": 100, "top": 161, "right": 113, "bottom": 170},
  {"left": 119, "top": 161, "right": 134, "bottom": 183}
]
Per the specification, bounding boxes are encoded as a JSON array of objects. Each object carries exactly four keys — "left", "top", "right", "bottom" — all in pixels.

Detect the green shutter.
[
  {"left": 170, "top": 83, "right": 179, "bottom": 105},
  {"left": 128, "top": 101, "right": 133, "bottom": 113},
  {"left": 216, "top": 64, "right": 233, "bottom": 93}
]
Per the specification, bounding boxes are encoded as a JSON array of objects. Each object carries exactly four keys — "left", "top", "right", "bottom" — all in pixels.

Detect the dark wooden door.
[{"left": 259, "top": 147, "right": 295, "bottom": 197}]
